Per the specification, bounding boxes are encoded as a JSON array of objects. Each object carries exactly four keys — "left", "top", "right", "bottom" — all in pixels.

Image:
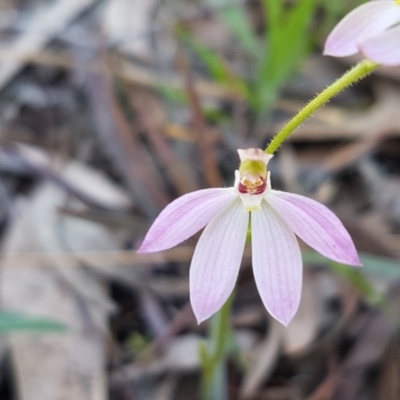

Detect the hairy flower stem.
[{"left": 265, "top": 60, "right": 380, "bottom": 155}]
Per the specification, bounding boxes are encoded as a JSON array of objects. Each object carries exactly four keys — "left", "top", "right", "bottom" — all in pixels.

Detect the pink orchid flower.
[
  {"left": 138, "top": 149, "right": 361, "bottom": 326},
  {"left": 324, "top": 0, "right": 400, "bottom": 66}
]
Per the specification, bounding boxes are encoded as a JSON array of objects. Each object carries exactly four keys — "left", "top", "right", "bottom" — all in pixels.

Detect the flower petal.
[
  {"left": 359, "top": 25, "right": 400, "bottom": 66},
  {"left": 267, "top": 191, "right": 361, "bottom": 266},
  {"left": 138, "top": 188, "right": 236, "bottom": 253},
  {"left": 251, "top": 203, "right": 302, "bottom": 326},
  {"left": 190, "top": 199, "right": 249, "bottom": 323},
  {"left": 324, "top": 1, "right": 400, "bottom": 57}
]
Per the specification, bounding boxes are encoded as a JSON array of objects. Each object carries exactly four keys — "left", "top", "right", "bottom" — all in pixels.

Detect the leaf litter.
[{"left": 0, "top": 0, "right": 399, "bottom": 399}]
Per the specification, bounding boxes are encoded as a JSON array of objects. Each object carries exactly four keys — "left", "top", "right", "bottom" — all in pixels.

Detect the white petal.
[
  {"left": 138, "top": 188, "right": 236, "bottom": 253},
  {"left": 324, "top": 1, "right": 400, "bottom": 57},
  {"left": 360, "top": 25, "right": 400, "bottom": 66},
  {"left": 251, "top": 203, "right": 302, "bottom": 326},
  {"left": 190, "top": 199, "right": 249, "bottom": 323},
  {"left": 267, "top": 191, "right": 361, "bottom": 266}
]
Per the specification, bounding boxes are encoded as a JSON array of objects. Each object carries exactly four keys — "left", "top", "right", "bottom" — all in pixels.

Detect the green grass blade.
[
  {"left": 207, "top": 0, "right": 260, "bottom": 57},
  {"left": 0, "top": 312, "right": 67, "bottom": 332},
  {"left": 256, "top": 0, "right": 317, "bottom": 112},
  {"left": 179, "top": 29, "right": 250, "bottom": 98}
]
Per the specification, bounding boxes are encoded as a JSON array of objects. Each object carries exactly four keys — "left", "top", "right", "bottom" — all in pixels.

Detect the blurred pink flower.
[
  {"left": 324, "top": 0, "right": 400, "bottom": 66},
  {"left": 138, "top": 149, "right": 361, "bottom": 326}
]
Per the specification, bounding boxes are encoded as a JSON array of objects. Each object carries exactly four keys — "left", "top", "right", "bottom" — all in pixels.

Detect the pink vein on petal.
[
  {"left": 190, "top": 199, "right": 248, "bottom": 324},
  {"left": 251, "top": 203, "right": 302, "bottom": 326},
  {"left": 138, "top": 188, "right": 236, "bottom": 253},
  {"left": 267, "top": 191, "right": 361, "bottom": 266}
]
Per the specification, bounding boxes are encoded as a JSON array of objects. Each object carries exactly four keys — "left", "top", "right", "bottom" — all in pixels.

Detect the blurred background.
[{"left": 0, "top": 0, "right": 399, "bottom": 399}]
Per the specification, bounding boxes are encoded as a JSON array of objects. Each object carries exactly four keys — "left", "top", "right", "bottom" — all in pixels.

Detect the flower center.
[
  {"left": 235, "top": 148, "right": 273, "bottom": 212},
  {"left": 397, "top": 0, "right": 400, "bottom": 5},
  {"left": 237, "top": 159, "right": 267, "bottom": 200},
  {"left": 236, "top": 159, "right": 268, "bottom": 211},
  {"left": 238, "top": 159, "right": 268, "bottom": 196},
  {"left": 238, "top": 177, "right": 267, "bottom": 194}
]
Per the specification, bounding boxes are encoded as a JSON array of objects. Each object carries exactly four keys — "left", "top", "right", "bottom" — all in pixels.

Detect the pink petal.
[
  {"left": 138, "top": 188, "right": 236, "bottom": 253},
  {"left": 251, "top": 203, "right": 302, "bottom": 326},
  {"left": 190, "top": 199, "right": 249, "bottom": 323},
  {"left": 267, "top": 191, "right": 361, "bottom": 266},
  {"left": 359, "top": 25, "right": 400, "bottom": 66},
  {"left": 324, "top": 1, "right": 400, "bottom": 57}
]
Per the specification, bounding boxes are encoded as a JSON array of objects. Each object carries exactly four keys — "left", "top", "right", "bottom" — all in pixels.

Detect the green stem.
[
  {"left": 202, "top": 295, "right": 234, "bottom": 400},
  {"left": 211, "top": 294, "right": 233, "bottom": 363},
  {"left": 265, "top": 60, "right": 380, "bottom": 154}
]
